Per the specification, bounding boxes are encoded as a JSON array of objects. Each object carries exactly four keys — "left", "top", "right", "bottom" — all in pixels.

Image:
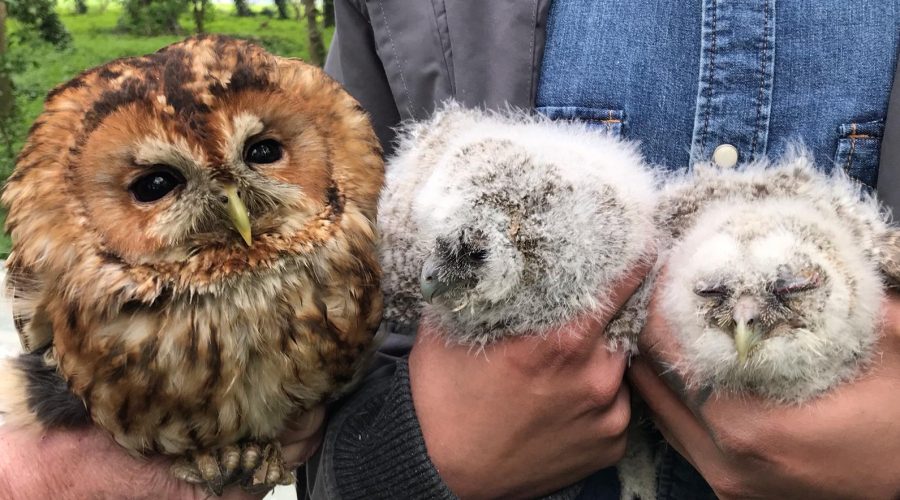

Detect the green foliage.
[
  {"left": 74, "top": 0, "right": 88, "bottom": 14},
  {"left": 117, "top": 0, "right": 188, "bottom": 35},
  {"left": 6, "top": 0, "right": 71, "bottom": 47}
]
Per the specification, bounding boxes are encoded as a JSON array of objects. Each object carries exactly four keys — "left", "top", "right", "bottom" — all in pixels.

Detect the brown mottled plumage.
[{"left": 0, "top": 36, "right": 383, "bottom": 494}]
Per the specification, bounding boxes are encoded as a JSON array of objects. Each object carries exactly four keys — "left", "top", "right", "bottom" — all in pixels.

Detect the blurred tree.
[
  {"left": 233, "top": 0, "right": 252, "bottom": 16},
  {"left": 0, "top": 0, "right": 11, "bottom": 124},
  {"left": 118, "top": 0, "right": 186, "bottom": 35},
  {"left": 301, "top": 0, "right": 323, "bottom": 66},
  {"left": 6, "top": 0, "right": 71, "bottom": 47},
  {"left": 322, "top": 0, "right": 333, "bottom": 27},
  {"left": 74, "top": 0, "right": 88, "bottom": 14},
  {"left": 0, "top": 0, "right": 17, "bottom": 164},
  {"left": 191, "top": 0, "right": 209, "bottom": 33},
  {"left": 288, "top": 0, "right": 301, "bottom": 20},
  {"left": 273, "top": 0, "right": 288, "bottom": 20}
]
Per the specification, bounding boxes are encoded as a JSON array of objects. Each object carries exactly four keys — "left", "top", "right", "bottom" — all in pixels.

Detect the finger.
[
  {"left": 280, "top": 405, "right": 326, "bottom": 443},
  {"left": 627, "top": 358, "right": 719, "bottom": 464},
  {"left": 591, "top": 382, "right": 631, "bottom": 434},
  {"left": 532, "top": 259, "right": 656, "bottom": 359},
  {"left": 585, "top": 344, "right": 629, "bottom": 405},
  {"left": 605, "top": 257, "right": 656, "bottom": 316},
  {"left": 881, "top": 292, "right": 900, "bottom": 349},
  {"left": 636, "top": 268, "right": 685, "bottom": 367}
]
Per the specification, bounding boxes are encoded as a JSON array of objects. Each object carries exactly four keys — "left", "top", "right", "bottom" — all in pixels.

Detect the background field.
[{"left": 0, "top": 0, "right": 333, "bottom": 255}]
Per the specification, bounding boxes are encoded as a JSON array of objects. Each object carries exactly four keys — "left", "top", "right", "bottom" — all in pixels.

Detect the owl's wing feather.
[
  {"left": 5, "top": 260, "right": 53, "bottom": 353},
  {"left": 877, "top": 228, "right": 900, "bottom": 290}
]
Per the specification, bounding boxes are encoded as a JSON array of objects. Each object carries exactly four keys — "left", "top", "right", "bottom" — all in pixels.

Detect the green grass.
[{"left": 0, "top": 3, "right": 333, "bottom": 256}]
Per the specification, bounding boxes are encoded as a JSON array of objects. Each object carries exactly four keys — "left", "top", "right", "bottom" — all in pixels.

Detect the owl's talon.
[
  {"left": 195, "top": 451, "right": 226, "bottom": 496},
  {"left": 170, "top": 450, "right": 230, "bottom": 496},
  {"left": 240, "top": 441, "right": 294, "bottom": 494},
  {"left": 170, "top": 458, "right": 204, "bottom": 485},
  {"left": 171, "top": 441, "right": 292, "bottom": 495}
]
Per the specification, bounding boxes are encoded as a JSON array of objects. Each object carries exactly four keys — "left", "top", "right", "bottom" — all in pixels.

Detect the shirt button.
[{"left": 713, "top": 144, "right": 739, "bottom": 168}]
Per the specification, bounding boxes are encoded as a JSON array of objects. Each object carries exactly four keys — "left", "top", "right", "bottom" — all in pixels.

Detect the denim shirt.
[
  {"left": 537, "top": 0, "right": 899, "bottom": 188},
  {"left": 537, "top": 2, "right": 898, "bottom": 499}
]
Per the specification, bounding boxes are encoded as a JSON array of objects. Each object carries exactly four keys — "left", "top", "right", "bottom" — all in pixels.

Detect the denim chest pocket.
[
  {"left": 536, "top": 106, "right": 626, "bottom": 137},
  {"left": 835, "top": 119, "right": 883, "bottom": 189}
]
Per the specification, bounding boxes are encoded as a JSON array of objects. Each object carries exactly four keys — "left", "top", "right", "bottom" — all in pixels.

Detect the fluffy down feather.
[
  {"left": 656, "top": 151, "right": 896, "bottom": 403},
  {"left": 378, "top": 104, "right": 658, "bottom": 347}
]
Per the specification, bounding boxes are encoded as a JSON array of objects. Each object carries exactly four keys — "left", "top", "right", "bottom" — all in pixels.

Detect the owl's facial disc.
[{"left": 694, "top": 267, "right": 824, "bottom": 362}]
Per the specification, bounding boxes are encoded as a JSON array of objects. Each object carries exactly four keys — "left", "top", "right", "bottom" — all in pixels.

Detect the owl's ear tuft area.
[{"left": 0, "top": 348, "right": 90, "bottom": 430}]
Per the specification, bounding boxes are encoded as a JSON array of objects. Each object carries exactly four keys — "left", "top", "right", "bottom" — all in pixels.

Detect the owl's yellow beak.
[
  {"left": 733, "top": 321, "right": 762, "bottom": 363},
  {"left": 223, "top": 184, "right": 252, "bottom": 246}
]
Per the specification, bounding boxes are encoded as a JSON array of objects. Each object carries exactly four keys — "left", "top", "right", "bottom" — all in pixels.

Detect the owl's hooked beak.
[
  {"left": 223, "top": 184, "right": 252, "bottom": 246},
  {"left": 420, "top": 256, "right": 450, "bottom": 303},
  {"left": 732, "top": 296, "right": 762, "bottom": 363}
]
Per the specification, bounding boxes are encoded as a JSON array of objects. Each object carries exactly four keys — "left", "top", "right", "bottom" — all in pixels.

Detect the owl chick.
[
  {"left": 0, "top": 36, "right": 383, "bottom": 494},
  {"left": 656, "top": 151, "right": 900, "bottom": 403},
  {"left": 378, "top": 105, "right": 658, "bottom": 347}
]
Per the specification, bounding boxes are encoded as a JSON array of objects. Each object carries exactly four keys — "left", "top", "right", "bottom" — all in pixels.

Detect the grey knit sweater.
[{"left": 299, "top": 333, "right": 584, "bottom": 499}]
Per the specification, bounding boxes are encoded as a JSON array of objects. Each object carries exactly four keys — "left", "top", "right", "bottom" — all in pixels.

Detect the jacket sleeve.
[
  {"left": 306, "top": 351, "right": 458, "bottom": 499},
  {"left": 315, "top": 5, "right": 455, "bottom": 497},
  {"left": 302, "top": 333, "right": 585, "bottom": 500},
  {"left": 324, "top": 0, "right": 402, "bottom": 156}
]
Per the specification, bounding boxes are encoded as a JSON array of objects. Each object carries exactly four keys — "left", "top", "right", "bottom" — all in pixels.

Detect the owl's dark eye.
[
  {"left": 694, "top": 283, "right": 729, "bottom": 299},
  {"left": 468, "top": 248, "right": 488, "bottom": 262},
  {"left": 129, "top": 168, "right": 185, "bottom": 203},
  {"left": 244, "top": 139, "right": 283, "bottom": 164}
]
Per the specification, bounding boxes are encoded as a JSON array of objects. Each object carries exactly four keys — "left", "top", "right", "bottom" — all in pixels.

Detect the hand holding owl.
[
  {"left": 0, "top": 405, "right": 324, "bottom": 499},
  {"left": 409, "top": 263, "right": 648, "bottom": 499},
  {"left": 627, "top": 153, "right": 900, "bottom": 498},
  {"left": 630, "top": 291, "right": 900, "bottom": 499}
]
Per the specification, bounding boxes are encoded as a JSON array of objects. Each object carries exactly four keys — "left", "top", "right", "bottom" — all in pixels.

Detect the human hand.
[
  {"left": 629, "top": 285, "right": 900, "bottom": 499},
  {"left": 0, "top": 405, "right": 325, "bottom": 500},
  {"left": 409, "top": 264, "right": 651, "bottom": 499}
]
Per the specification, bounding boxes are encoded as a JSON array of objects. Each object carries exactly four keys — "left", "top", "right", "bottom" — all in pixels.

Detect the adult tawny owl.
[
  {"left": 378, "top": 105, "right": 658, "bottom": 347},
  {"left": 0, "top": 36, "right": 383, "bottom": 494},
  {"left": 657, "top": 151, "right": 900, "bottom": 403}
]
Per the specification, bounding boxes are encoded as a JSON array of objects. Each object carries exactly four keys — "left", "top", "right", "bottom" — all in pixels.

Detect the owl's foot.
[
  {"left": 238, "top": 441, "right": 295, "bottom": 494},
  {"left": 170, "top": 441, "right": 294, "bottom": 496}
]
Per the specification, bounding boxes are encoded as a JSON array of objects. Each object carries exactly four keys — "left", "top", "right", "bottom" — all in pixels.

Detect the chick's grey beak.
[{"left": 420, "top": 257, "right": 449, "bottom": 303}]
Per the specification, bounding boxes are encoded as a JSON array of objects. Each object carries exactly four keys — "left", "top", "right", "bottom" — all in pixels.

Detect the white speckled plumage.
[
  {"left": 378, "top": 104, "right": 659, "bottom": 347},
  {"left": 656, "top": 150, "right": 899, "bottom": 403}
]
